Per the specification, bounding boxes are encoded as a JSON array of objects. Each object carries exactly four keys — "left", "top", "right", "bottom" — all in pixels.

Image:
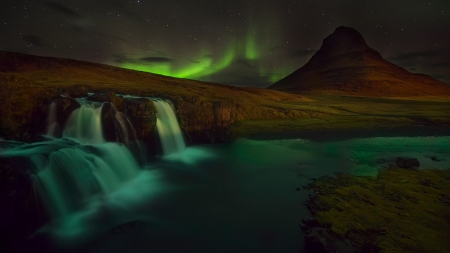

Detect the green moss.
[{"left": 306, "top": 168, "right": 450, "bottom": 253}]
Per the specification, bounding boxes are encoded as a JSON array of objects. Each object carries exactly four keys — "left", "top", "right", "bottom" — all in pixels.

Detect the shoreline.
[
  {"left": 301, "top": 166, "right": 450, "bottom": 253},
  {"left": 246, "top": 124, "right": 450, "bottom": 142}
]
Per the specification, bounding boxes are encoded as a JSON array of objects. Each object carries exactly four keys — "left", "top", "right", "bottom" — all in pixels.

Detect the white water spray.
[{"left": 152, "top": 99, "right": 186, "bottom": 155}]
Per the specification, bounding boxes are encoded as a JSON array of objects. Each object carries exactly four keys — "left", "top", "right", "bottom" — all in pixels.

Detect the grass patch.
[{"left": 305, "top": 167, "right": 450, "bottom": 253}]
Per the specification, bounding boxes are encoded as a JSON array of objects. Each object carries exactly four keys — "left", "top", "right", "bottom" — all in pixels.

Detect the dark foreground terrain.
[{"left": 303, "top": 166, "right": 450, "bottom": 253}]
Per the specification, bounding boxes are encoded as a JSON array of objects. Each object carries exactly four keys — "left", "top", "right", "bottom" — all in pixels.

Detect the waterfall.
[
  {"left": 152, "top": 99, "right": 186, "bottom": 155},
  {"left": 46, "top": 101, "right": 58, "bottom": 136},
  {"left": 1, "top": 97, "right": 186, "bottom": 220},
  {"left": 1, "top": 101, "right": 141, "bottom": 219},
  {"left": 63, "top": 103, "right": 105, "bottom": 144},
  {"left": 103, "top": 103, "right": 137, "bottom": 144}
]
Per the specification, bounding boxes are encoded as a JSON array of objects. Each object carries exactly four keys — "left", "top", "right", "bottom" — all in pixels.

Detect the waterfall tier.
[
  {"left": 2, "top": 97, "right": 186, "bottom": 220},
  {"left": 152, "top": 99, "right": 186, "bottom": 156}
]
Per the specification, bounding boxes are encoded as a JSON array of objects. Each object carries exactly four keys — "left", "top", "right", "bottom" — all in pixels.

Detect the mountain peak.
[
  {"left": 268, "top": 26, "right": 450, "bottom": 97},
  {"left": 329, "top": 26, "right": 365, "bottom": 43},
  {"left": 317, "top": 26, "right": 374, "bottom": 58}
]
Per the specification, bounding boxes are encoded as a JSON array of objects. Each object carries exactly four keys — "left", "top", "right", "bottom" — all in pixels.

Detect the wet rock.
[
  {"left": 174, "top": 96, "right": 237, "bottom": 144},
  {"left": 303, "top": 216, "right": 320, "bottom": 227},
  {"left": 62, "top": 84, "right": 90, "bottom": 98},
  {"left": 55, "top": 97, "right": 80, "bottom": 128},
  {"left": 100, "top": 102, "right": 137, "bottom": 144},
  {"left": 111, "top": 220, "right": 144, "bottom": 234},
  {"left": 431, "top": 156, "right": 440, "bottom": 162},
  {"left": 101, "top": 102, "right": 120, "bottom": 142},
  {"left": 43, "top": 97, "right": 80, "bottom": 137},
  {"left": 300, "top": 216, "right": 320, "bottom": 231},
  {"left": 395, "top": 157, "right": 420, "bottom": 169},
  {"left": 89, "top": 91, "right": 125, "bottom": 111},
  {"left": 124, "top": 98, "right": 157, "bottom": 144},
  {"left": 304, "top": 227, "right": 337, "bottom": 253},
  {"left": 0, "top": 157, "right": 45, "bottom": 252}
]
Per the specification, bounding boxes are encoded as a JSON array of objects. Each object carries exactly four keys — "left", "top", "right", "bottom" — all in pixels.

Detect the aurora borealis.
[{"left": 1, "top": 0, "right": 449, "bottom": 87}]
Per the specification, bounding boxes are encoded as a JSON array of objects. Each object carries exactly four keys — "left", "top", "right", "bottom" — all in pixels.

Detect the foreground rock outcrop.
[
  {"left": 0, "top": 156, "right": 44, "bottom": 252},
  {"left": 304, "top": 227, "right": 337, "bottom": 253},
  {"left": 173, "top": 96, "right": 236, "bottom": 144},
  {"left": 90, "top": 93, "right": 158, "bottom": 147},
  {"left": 395, "top": 157, "right": 420, "bottom": 169},
  {"left": 302, "top": 166, "right": 450, "bottom": 253}
]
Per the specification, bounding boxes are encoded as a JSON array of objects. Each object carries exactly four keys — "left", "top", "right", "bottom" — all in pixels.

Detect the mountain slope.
[{"left": 269, "top": 26, "right": 450, "bottom": 97}]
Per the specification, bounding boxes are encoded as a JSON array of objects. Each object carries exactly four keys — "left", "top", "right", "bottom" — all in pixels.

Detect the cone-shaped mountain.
[{"left": 269, "top": 26, "right": 450, "bottom": 97}]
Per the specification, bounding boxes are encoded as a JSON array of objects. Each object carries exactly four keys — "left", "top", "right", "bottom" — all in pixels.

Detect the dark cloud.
[
  {"left": 22, "top": 35, "right": 46, "bottom": 47},
  {"left": 387, "top": 50, "right": 440, "bottom": 62},
  {"left": 112, "top": 55, "right": 173, "bottom": 64},
  {"left": 430, "top": 60, "right": 450, "bottom": 68},
  {"left": 290, "top": 48, "right": 315, "bottom": 58},
  {"left": 139, "top": 57, "right": 173, "bottom": 63},
  {"left": 45, "top": 1, "right": 82, "bottom": 18},
  {"left": 112, "top": 54, "right": 133, "bottom": 64}
]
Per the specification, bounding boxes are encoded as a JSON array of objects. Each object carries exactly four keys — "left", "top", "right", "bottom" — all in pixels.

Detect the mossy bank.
[{"left": 304, "top": 167, "right": 450, "bottom": 253}]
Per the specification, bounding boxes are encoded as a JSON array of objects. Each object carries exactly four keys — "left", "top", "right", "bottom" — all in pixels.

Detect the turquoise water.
[{"left": 1, "top": 134, "right": 449, "bottom": 252}]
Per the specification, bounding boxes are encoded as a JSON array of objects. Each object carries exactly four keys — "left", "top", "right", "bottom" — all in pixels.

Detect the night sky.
[{"left": 1, "top": 0, "right": 449, "bottom": 87}]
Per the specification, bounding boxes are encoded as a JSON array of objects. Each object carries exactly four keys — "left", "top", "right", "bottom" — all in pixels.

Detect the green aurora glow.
[{"left": 119, "top": 25, "right": 295, "bottom": 85}]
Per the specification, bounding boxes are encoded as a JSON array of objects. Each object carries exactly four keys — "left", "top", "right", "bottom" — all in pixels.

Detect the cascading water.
[
  {"left": 0, "top": 96, "right": 190, "bottom": 245},
  {"left": 46, "top": 101, "right": 58, "bottom": 136},
  {"left": 1, "top": 101, "right": 141, "bottom": 219},
  {"left": 152, "top": 99, "right": 186, "bottom": 155},
  {"left": 63, "top": 102, "right": 105, "bottom": 144}
]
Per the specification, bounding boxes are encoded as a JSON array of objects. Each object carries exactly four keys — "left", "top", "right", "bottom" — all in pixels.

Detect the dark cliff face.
[
  {"left": 173, "top": 96, "right": 237, "bottom": 144},
  {"left": 124, "top": 98, "right": 157, "bottom": 144},
  {"left": 86, "top": 92, "right": 238, "bottom": 146},
  {"left": 0, "top": 75, "right": 60, "bottom": 141},
  {"left": 270, "top": 26, "right": 450, "bottom": 97}
]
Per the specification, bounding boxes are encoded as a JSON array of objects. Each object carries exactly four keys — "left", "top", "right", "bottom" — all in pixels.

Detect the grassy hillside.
[{"left": 1, "top": 50, "right": 449, "bottom": 142}]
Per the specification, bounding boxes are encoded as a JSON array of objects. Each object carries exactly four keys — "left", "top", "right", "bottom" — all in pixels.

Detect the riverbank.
[{"left": 303, "top": 166, "right": 450, "bottom": 253}]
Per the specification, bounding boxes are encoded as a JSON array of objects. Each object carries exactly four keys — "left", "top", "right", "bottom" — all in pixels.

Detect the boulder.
[
  {"left": 173, "top": 96, "right": 237, "bottom": 144},
  {"left": 100, "top": 102, "right": 120, "bottom": 142},
  {"left": 302, "top": 216, "right": 320, "bottom": 228},
  {"left": 395, "top": 157, "right": 420, "bottom": 169},
  {"left": 55, "top": 97, "right": 80, "bottom": 128},
  {"left": 304, "top": 227, "right": 337, "bottom": 253},
  {"left": 99, "top": 102, "right": 137, "bottom": 144},
  {"left": 0, "top": 157, "right": 45, "bottom": 252},
  {"left": 44, "top": 97, "right": 80, "bottom": 137},
  {"left": 89, "top": 91, "right": 125, "bottom": 111},
  {"left": 124, "top": 98, "right": 157, "bottom": 144},
  {"left": 431, "top": 156, "right": 440, "bottom": 162}
]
